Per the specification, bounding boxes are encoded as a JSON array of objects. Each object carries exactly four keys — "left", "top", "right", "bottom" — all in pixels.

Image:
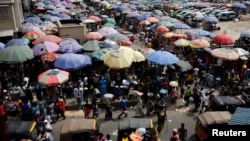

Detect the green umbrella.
[
  {"left": 103, "top": 23, "right": 116, "bottom": 28},
  {"left": 91, "top": 48, "right": 114, "bottom": 61},
  {"left": 0, "top": 46, "right": 34, "bottom": 64},
  {"left": 103, "top": 18, "right": 116, "bottom": 25},
  {"left": 82, "top": 40, "right": 100, "bottom": 52},
  {"left": 156, "top": 21, "right": 174, "bottom": 28}
]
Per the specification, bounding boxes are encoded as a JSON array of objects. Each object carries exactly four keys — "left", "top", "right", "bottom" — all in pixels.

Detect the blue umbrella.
[
  {"left": 25, "top": 17, "right": 43, "bottom": 24},
  {"left": 44, "top": 16, "right": 60, "bottom": 22},
  {"left": 6, "top": 38, "right": 29, "bottom": 47},
  {"left": 54, "top": 53, "right": 91, "bottom": 70},
  {"left": 233, "top": 3, "right": 247, "bottom": 9},
  {"left": 137, "top": 14, "right": 150, "bottom": 21},
  {"left": 110, "top": 4, "right": 118, "bottom": 9},
  {"left": 159, "top": 88, "right": 167, "bottom": 94},
  {"left": 0, "top": 42, "right": 5, "bottom": 51},
  {"left": 174, "top": 23, "right": 191, "bottom": 29},
  {"left": 146, "top": 51, "right": 179, "bottom": 65},
  {"left": 240, "top": 30, "right": 250, "bottom": 38},
  {"left": 150, "top": 24, "right": 157, "bottom": 30},
  {"left": 44, "top": 5, "right": 56, "bottom": 10},
  {"left": 58, "top": 38, "right": 83, "bottom": 53},
  {"left": 202, "top": 16, "right": 219, "bottom": 24},
  {"left": 116, "top": 6, "right": 123, "bottom": 12},
  {"left": 195, "top": 29, "right": 211, "bottom": 37},
  {"left": 55, "top": 14, "right": 71, "bottom": 19},
  {"left": 35, "top": 2, "right": 45, "bottom": 7}
]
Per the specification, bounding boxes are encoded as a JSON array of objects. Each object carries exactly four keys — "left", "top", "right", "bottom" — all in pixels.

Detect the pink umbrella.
[
  {"left": 32, "top": 41, "right": 60, "bottom": 56},
  {"left": 88, "top": 16, "right": 102, "bottom": 22},
  {"left": 146, "top": 17, "right": 160, "bottom": 24},
  {"left": 190, "top": 39, "right": 210, "bottom": 48},
  {"left": 86, "top": 32, "right": 103, "bottom": 40},
  {"left": 141, "top": 48, "right": 155, "bottom": 57}
]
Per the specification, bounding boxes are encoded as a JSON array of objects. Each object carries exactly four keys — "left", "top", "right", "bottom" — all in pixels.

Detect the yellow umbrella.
[
  {"left": 119, "top": 46, "right": 134, "bottom": 52},
  {"left": 133, "top": 51, "right": 145, "bottom": 62},
  {"left": 162, "top": 32, "right": 175, "bottom": 39},
  {"left": 103, "top": 49, "right": 134, "bottom": 69},
  {"left": 174, "top": 39, "right": 190, "bottom": 47}
]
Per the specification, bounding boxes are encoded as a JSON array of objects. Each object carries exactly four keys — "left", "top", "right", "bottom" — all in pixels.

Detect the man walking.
[
  {"left": 178, "top": 123, "right": 187, "bottom": 141},
  {"left": 118, "top": 96, "right": 128, "bottom": 119}
]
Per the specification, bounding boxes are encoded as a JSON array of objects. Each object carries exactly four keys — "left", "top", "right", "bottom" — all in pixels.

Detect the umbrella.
[
  {"left": 184, "top": 30, "right": 200, "bottom": 40},
  {"left": 174, "top": 23, "right": 191, "bottom": 29},
  {"left": 103, "top": 93, "right": 114, "bottom": 99},
  {"left": 172, "top": 33, "right": 187, "bottom": 39},
  {"left": 159, "top": 88, "right": 167, "bottom": 94},
  {"left": 146, "top": 51, "right": 179, "bottom": 65},
  {"left": 105, "top": 33, "right": 129, "bottom": 42},
  {"left": 40, "top": 22, "right": 58, "bottom": 34},
  {"left": 146, "top": 17, "right": 160, "bottom": 24},
  {"left": 202, "top": 16, "right": 219, "bottom": 24},
  {"left": 232, "top": 3, "right": 247, "bottom": 9},
  {"left": 44, "top": 16, "right": 61, "bottom": 22},
  {"left": 82, "top": 19, "right": 96, "bottom": 24},
  {"left": 189, "top": 39, "right": 210, "bottom": 48},
  {"left": 55, "top": 13, "right": 71, "bottom": 19},
  {"left": 88, "top": 15, "right": 102, "bottom": 22},
  {"left": 162, "top": 32, "right": 175, "bottom": 39},
  {"left": 82, "top": 40, "right": 100, "bottom": 52},
  {"left": 136, "top": 14, "right": 150, "bottom": 21},
  {"left": 33, "top": 35, "right": 62, "bottom": 45},
  {"left": 58, "top": 38, "right": 83, "bottom": 53},
  {"left": 174, "top": 39, "right": 190, "bottom": 47},
  {"left": 103, "top": 18, "right": 116, "bottom": 25},
  {"left": 195, "top": 29, "right": 211, "bottom": 37},
  {"left": 240, "top": 30, "right": 250, "bottom": 38},
  {"left": 91, "top": 48, "right": 114, "bottom": 61},
  {"left": 86, "top": 32, "right": 103, "bottom": 40},
  {"left": 38, "top": 69, "right": 69, "bottom": 87},
  {"left": 98, "top": 40, "right": 119, "bottom": 49},
  {"left": 0, "top": 42, "right": 5, "bottom": 51},
  {"left": 117, "top": 40, "right": 132, "bottom": 47},
  {"left": 211, "top": 48, "right": 239, "bottom": 60},
  {"left": 127, "top": 11, "right": 139, "bottom": 18},
  {"left": 232, "top": 48, "right": 249, "bottom": 56},
  {"left": 98, "top": 27, "right": 119, "bottom": 37},
  {"left": 35, "top": 2, "right": 45, "bottom": 7},
  {"left": 41, "top": 52, "right": 60, "bottom": 62},
  {"left": 156, "top": 26, "right": 169, "bottom": 34},
  {"left": 156, "top": 21, "right": 174, "bottom": 28},
  {"left": 23, "top": 31, "right": 45, "bottom": 40},
  {"left": 103, "top": 49, "right": 134, "bottom": 69},
  {"left": 0, "top": 46, "right": 34, "bottom": 64},
  {"left": 32, "top": 41, "right": 60, "bottom": 56},
  {"left": 138, "top": 20, "right": 150, "bottom": 25},
  {"left": 170, "top": 81, "right": 178, "bottom": 87},
  {"left": 133, "top": 51, "right": 145, "bottom": 62},
  {"left": 54, "top": 53, "right": 91, "bottom": 70},
  {"left": 6, "top": 38, "right": 29, "bottom": 47},
  {"left": 24, "top": 17, "right": 43, "bottom": 24},
  {"left": 175, "top": 60, "right": 193, "bottom": 72},
  {"left": 19, "top": 24, "right": 42, "bottom": 34},
  {"left": 103, "top": 23, "right": 116, "bottom": 28},
  {"left": 212, "top": 34, "right": 234, "bottom": 45},
  {"left": 141, "top": 48, "right": 155, "bottom": 57}
]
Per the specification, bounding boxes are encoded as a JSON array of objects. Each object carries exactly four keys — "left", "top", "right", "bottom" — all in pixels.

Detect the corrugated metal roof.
[{"left": 228, "top": 107, "right": 250, "bottom": 125}]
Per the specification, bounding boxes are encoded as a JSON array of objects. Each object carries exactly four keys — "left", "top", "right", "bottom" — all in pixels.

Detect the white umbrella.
[
  {"left": 170, "top": 81, "right": 179, "bottom": 87},
  {"left": 103, "top": 93, "right": 114, "bottom": 99},
  {"left": 232, "top": 48, "right": 249, "bottom": 56},
  {"left": 176, "top": 60, "right": 193, "bottom": 72}
]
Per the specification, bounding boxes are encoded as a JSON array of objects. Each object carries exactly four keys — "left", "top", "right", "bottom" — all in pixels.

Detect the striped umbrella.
[{"left": 38, "top": 69, "right": 69, "bottom": 86}]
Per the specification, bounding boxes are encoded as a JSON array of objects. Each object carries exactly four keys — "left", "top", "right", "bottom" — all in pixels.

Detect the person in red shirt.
[{"left": 56, "top": 97, "right": 66, "bottom": 120}]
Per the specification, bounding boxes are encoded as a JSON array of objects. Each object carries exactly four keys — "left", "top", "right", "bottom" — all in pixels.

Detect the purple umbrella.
[
  {"left": 0, "top": 42, "right": 5, "bottom": 51},
  {"left": 33, "top": 41, "right": 59, "bottom": 56},
  {"left": 6, "top": 38, "right": 29, "bottom": 47},
  {"left": 127, "top": 11, "right": 139, "bottom": 18},
  {"left": 44, "top": 16, "right": 61, "bottom": 22},
  {"left": 97, "top": 27, "right": 119, "bottom": 37},
  {"left": 184, "top": 30, "right": 200, "bottom": 40},
  {"left": 55, "top": 13, "right": 71, "bottom": 19},
  {"left": 25, "top": 17, "right": 43, "bottom": 24},
  {"left": 58, "top": 38, "right": 83, "bottom": 53}
]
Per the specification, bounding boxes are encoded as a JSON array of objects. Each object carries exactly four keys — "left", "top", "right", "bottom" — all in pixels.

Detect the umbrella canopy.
[
  {"left": 174, "top": 23, "right": 191, "bottom": 29},
  {"left": 105, "top": 33, "right": 130, "bottom": 42},
  {"left": 82, "top": 19, "right": 96, "bottom": 24},
  {"left": 33, "top": 35, "right": 62, "bottom": 45},
  {"left": 174, "top": 39, "right": 190, "bottom": 47},
  {"left": 203, "top": 16, "right": 219, "bottom": 24},
  {"left": 170, "top": 81, "right": 178, "bottom": 87},
  {"left": 232, "top": 3, "right": 247, "bottom": 9},
  {"left": 32, "top": 41, "right": 60, "bottom": 56},
  {"left": 232, "top": 48, "right": 249, "bottom": 56},
  {"left": 133, "top": 51, "right": 145, "bottom": 62},
  {"left": 41, "top": 52, "right": 60, "bottom": 62},
  {"left": 54, "top": 53, "right": 91, "bottom": 70},
  {"left": 91, "top": 48, "right": 114, "bottom": 61},
  {"left": 162, "top": 32, "right": 175, "bottom": 39},
  {"left": 23, "top": 31, "right": 45, "bottom": 40},
  {"left": 98, "top": 27, "right": 119, "bottom": 37},
  {"left": 212, "top": 34, "right": 234, "bottom": 45},
  {"left": 175, "top": 60, "right": 193, "bottom": 72},
  {"left": 24, "top": 17, "right": 43, "bottom": 24},
  {"left": 98, "top": 40, "right": 119, "bottom": 49},
  {"left": 138, "top": 20, "right": 150, "bottom": 25},
  {"left": 19, "top": 24, "right": 42, "bottom": 34},
  {"left": 156, "top": 21, "right": 174, "bottom": 28},
  {"left": 103, "top": 18, "right": 116, "bottom": 25},
  {"left": 127, "top": 11, "right": 139, "bottom": 18},
  {"left": 58, "top": 38, "right": 83, "bottom": 53},
  {"left": 86, "top": 32, "right": 103, "bottom": 40},
  {"left": 38, "top": 69, "right": 69, "bottom": 87},
  {"left": 190, "top": 39, "right": 210, "bottom": 48},
  {"left": 211, "top": 48, "right": 239, "bottom": 60},
  {"left": 156, "top": 26, "right": 169, "bottom": 34},
  {"left": 146, "top": 51, "right": 179, "bottom": 65},
  {"left": 146, "top": 17, "right": 160, "bottom": 24},
  {"left": 141, "top": 48, "right": 155, "bottom": 57},
  {"left": 0, "top": 42, "right": 5, "bottom": 51},
  {"left": 195, "top": 29, "right": 211, "bottom": 37},
  {"left": 103, "top": 49, "right": 134, "bottom": 69},
  {"left": 103, "top": 23, "right": 116, "bottom": 28},
  {"left": 88, "top": 15, "right": 102, "bottom": 22},
  {"left": 0, "top": 46, "right": 34, "bottom": 64},
  {"left": 159, "top": 88, "right": 167, "bottom": 94},
  {"left": 137, "top": 14, "right": 150, "bottom": 21},
  {"left": 103, "top": 93, "right": 114, "bottom": 99},
  {"left": 184, "top": 30, "right": 200, "bottom": 40},
  {"left": 6, "top": 38, "right": 29, "bottom": 47},
  {"left": 83, "top": 40, "right": 100, "bottom": 52},
  {"left": 240, "top": 30, "right": 250, "bottom": 38}
]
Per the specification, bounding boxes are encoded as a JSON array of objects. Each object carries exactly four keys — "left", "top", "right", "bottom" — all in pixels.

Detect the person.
[
  {"left": 121, "top": 132, "right": 129, "bottom": 141},
  {"left": 170, "top": 129, "right": 179, "bottom": 141},
  {"left": 118, "top": 96, "right": 128, "bottom": 119},
  {"left": 146, "top": 99, "right": 153, "bottom": 116},
  {"left": 56, "top": 97, "right": 66, "bottom": 120},
  {"left": 106, "top": 134, "right": 112, "bottom": 141},
  {"left": 157, "top": 109, "right": 167, "bottom": 133},
  {"left": 83, "top": 100, "right": 91, "bottom": 119},
  {"left": 134, "top": 96, "right": 144, "bottom": 117},
  {"left": 105, "top": 101, "right": 113, "bottom": 120},
  {"left": 44, "top": 126, "right": 54, "bottom": 141},
  {"left": 178, "top": 123, "right": 187, "bottom": 141},
  {"left": 98, "top": 133, "right": 106, "bottom": 141},
  {"left": 38, "top": 130, "right": 46, "bottom": 141},
  {"left": 184, "top": 85, "right": 192, "bottom": 106},
  {"left": 99, "top": 76, "right": 107, "bottom": 96},
  {"left": 192, "top": 87, "right": 201, "bottom": 112}
]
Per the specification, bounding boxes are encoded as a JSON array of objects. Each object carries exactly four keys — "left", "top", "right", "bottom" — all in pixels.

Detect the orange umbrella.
[
  {"left": 32, "top": 35, "right": 62, "bottom": 45},
  {"left": 146, "top": 17, "right": 159, "bottom": 24},
  {"left": 86, "top": 32, "right": 103, "bottom": 40},
  {"left": 162, "top": 32, "right": 175, "bottom": 38},
  {"left": 190, "top": 39, "right": 210, "bottom": 48},
  {"left": 156, "top": 26, "right": 169, "bottom": 34},
  {"left": 88, "top": 15, "right": 102, "bottom": 22},
  {"left": 172, "top": 33, "right": 187, "bottom": 39},
  {"left": 41, "top": 52, "right": 61, "bottom": 62}
]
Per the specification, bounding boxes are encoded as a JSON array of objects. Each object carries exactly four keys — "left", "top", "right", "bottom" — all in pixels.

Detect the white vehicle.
[{"left": 216, "top": 11, "right": 236, "bottom": 21}]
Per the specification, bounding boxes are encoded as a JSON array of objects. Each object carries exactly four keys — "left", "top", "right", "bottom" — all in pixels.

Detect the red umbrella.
[
  {"left": 146, "top": 17, "right": 159, "bottom": 24},
  {"left": 86, "top": 32, "right": 103, "bottom": 40},
  {"left": 38, "top": 69, "right": 69, "bottom": 86},
  {"left": 156, "top": 26, "right": 169, "bottom": 34},
  {"left": 212, "top": 34, "right": 234, "bottom": 45},
  {"left": 88, "top": 16, "right": 102, "bottom": 22}
]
